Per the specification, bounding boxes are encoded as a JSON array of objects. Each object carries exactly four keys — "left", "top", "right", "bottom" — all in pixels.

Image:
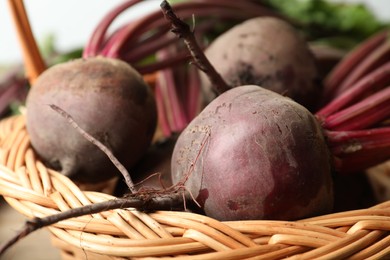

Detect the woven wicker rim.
[{"left": 1, "top": 114, "right": 390, "bottom": 259}]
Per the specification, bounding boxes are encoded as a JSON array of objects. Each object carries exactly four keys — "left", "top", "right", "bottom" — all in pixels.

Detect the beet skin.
[
  {"left": 26, "top": 57, "right": 157, "bottom": 183},
  {"left": 171, "top": 85, "right": 333, "bottom": 221},
  {"left": 202, "top": 17, "right": 321, "bottom": 111}
]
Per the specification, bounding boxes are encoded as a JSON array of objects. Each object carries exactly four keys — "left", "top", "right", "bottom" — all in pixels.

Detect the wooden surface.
[{"left": 0, "top": 197, "right": 61, "bottom": 260}]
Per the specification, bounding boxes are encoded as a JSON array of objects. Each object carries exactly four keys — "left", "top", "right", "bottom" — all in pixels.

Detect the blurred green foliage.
[
  {"left": 262, "top": 0, "right": 388, "bottom": 49},
  {"left": 39, "top": 34, "right": 83, "bottom": 65}
]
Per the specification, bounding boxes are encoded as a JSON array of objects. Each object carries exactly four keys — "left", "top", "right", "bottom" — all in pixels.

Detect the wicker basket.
[
  {"left": 367, "top": 162, "right": 390, "bottom": 204},
  {"left": 1, "top": 114, "right": 390, "bottom": 259}
]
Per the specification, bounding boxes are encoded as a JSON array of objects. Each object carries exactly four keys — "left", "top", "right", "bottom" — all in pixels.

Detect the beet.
[
  {"left": 202, "top": 17, "right": 321, "bottom": 111},
  {"left": 171, "top": 85, "right": 333, "bottom": 221},
  {"left": 26, "top": 56, "right": 157, "bottom": 183}
]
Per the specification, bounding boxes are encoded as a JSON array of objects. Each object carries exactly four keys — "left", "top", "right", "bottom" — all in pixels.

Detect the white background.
[
  {"left": 0, "top": 0, "right": 160, "bottom": 64},
  {"left": 0, "top": 0, "right": 389, "bottom": 65}
]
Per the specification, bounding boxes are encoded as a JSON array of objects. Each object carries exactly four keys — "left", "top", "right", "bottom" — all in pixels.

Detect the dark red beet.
[
  {"left": 202, "top": 17, "right": 321, "bottom": 111},
  {"left": 26, "top": 57, "right": 157, "bottom": 183},
  {"left": 171, "top": 85, "right": 333, "bottom": 221}
]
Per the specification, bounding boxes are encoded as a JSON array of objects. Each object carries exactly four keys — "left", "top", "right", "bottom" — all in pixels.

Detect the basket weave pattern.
[{"left": 1, "top": 115, "right": 390, "bottom": 259}]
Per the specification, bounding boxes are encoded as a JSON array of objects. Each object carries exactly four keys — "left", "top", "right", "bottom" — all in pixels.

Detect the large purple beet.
[
  {"left": 171, "top": 85, "right": 333, "bottom": 221},
  {"left": 26, "top": 57, "right": 157, "bottom": 183}
]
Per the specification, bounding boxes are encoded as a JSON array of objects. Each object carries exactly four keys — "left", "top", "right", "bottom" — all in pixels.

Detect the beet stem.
[
  {"left": 137, "top": 53, "right": 190, "bottom": 75},
  {"left": 160, "top": 0, "right": 230, "bottom": 94},
  {"left": 324, "top": 30, "right": 388, "bottom": 102},
  {"left": 327, "top": 128, "right": 390, "bottom": 151},
  {"left": 156, "top": 49, "right": 188, "bottom": 131},
  {"left": 155, "top": 83, "right": 172, "bottom": 137},
  {"left": 336, "top": 40, "right": 390, "bottom": 96},
  {"left": 325, "top": 127, "right": 390, "bottom": 172},
  {"left": 186, "top": 66, "right": 202, "bottom": 120},
  {"left": 82, "top": 0, "right": 143, "bottom": 57},
  {"left": 101, "top": 0, "right": 278, "bottom": 60},
  {"left": 125, "top": 33, "right": 178, "bottom": 63},
  {"left": 322, "top": 87, "right": 390, "bottom": 131},
  {"left": 317, "top": 62, "right": 390, "bottom": 119}
]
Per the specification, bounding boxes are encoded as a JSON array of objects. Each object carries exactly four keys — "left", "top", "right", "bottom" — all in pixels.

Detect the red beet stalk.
[
  {"left": 83, "top": 0, "right": 143, "bottom": 57},
  {"left": 326, "top": 127, "right": 390, "bottom": 172},
  {"left": 323, "top": 29, "right": 390, "bottom": 102},
  {"left": 155, "top": 48, "right": 188, "bottom": 132},
  {"left": 316, "top": 42, "right": 390, "bottom": 172},
  {"left": 320, "top": 85, "right": 390, "bottom": 131},
  {"left": 317, "top": 62, "right": 390, "bottom": 119}
]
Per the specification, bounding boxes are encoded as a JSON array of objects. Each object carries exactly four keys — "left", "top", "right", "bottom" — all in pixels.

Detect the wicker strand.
[{"left": 1, "top": 114, "right": 390, "bottom": 259}]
